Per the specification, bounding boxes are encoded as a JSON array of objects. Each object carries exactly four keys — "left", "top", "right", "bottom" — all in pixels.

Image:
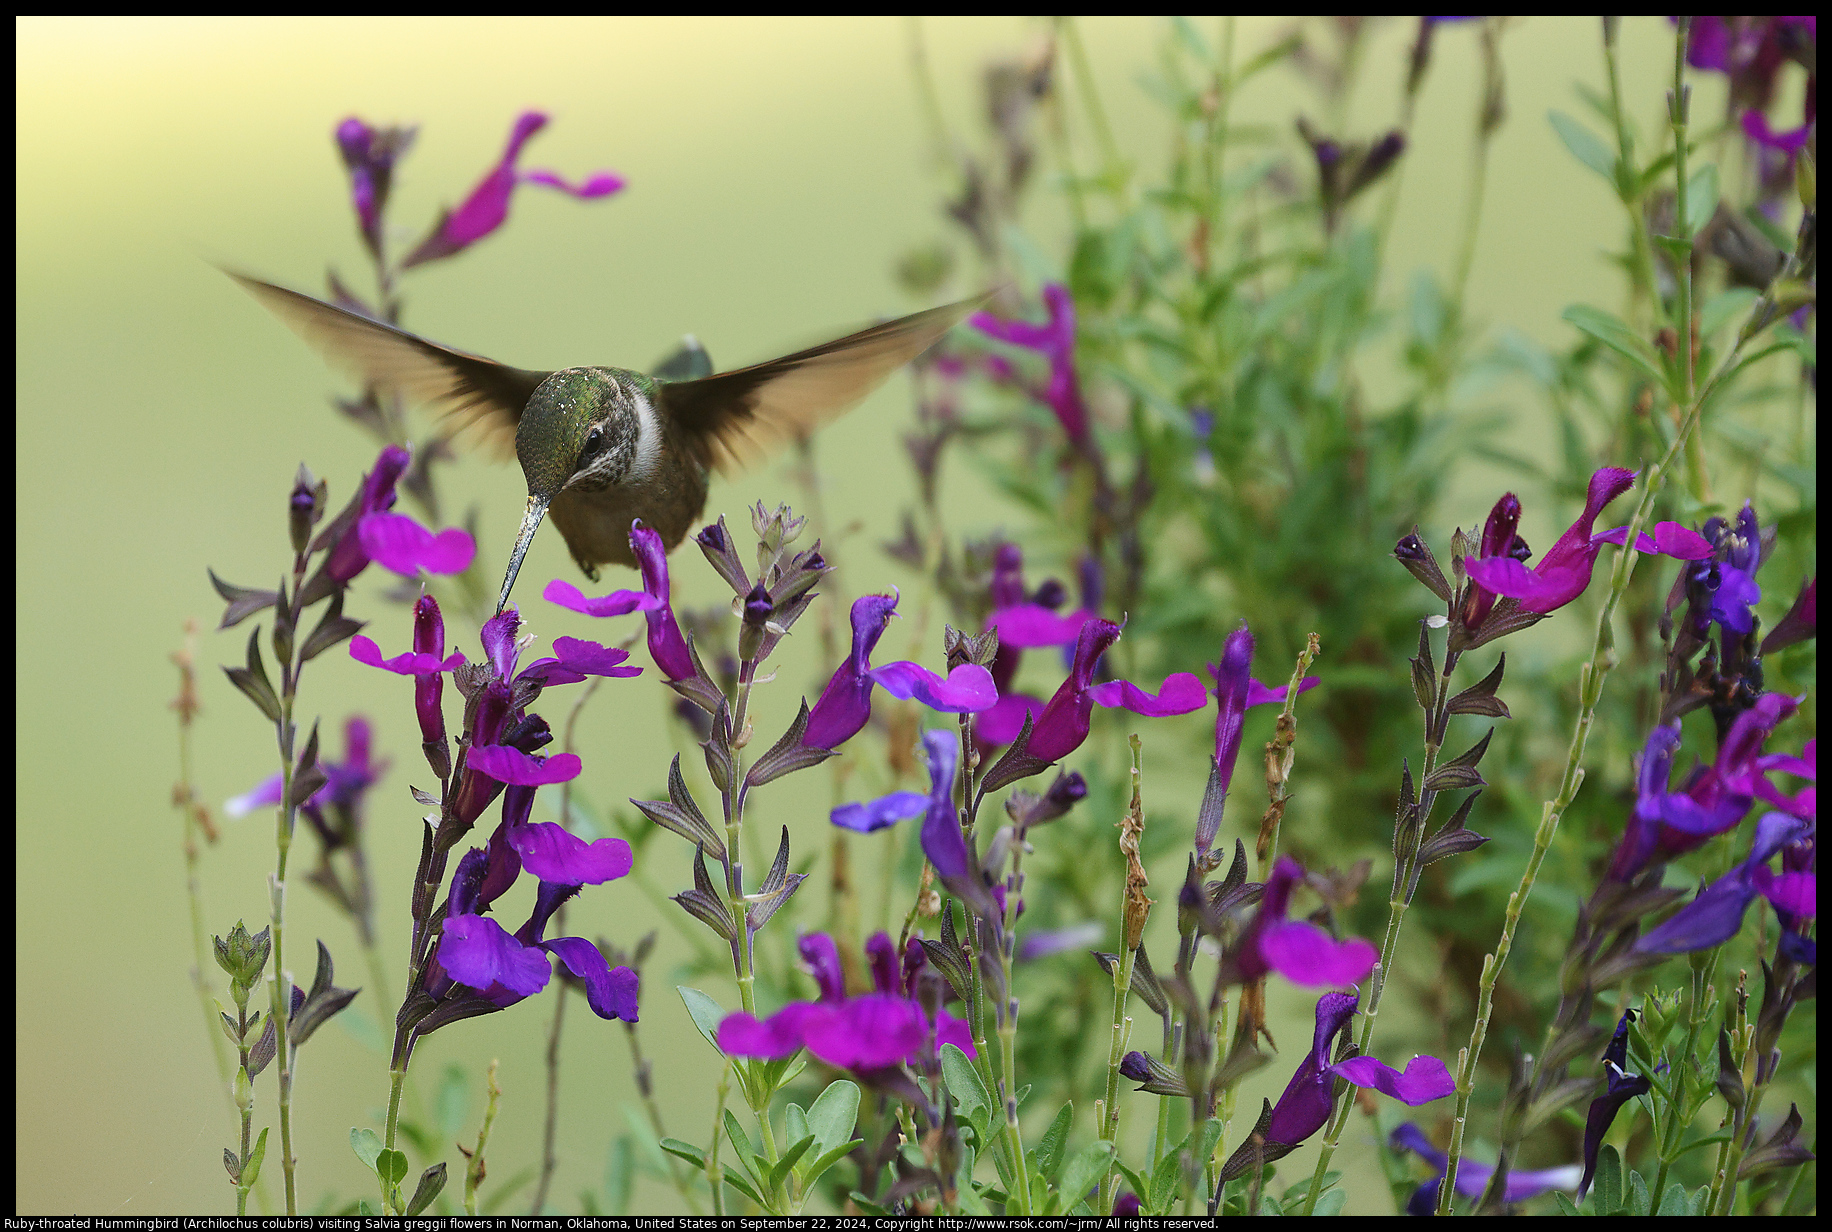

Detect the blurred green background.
[{"left": 17, "top": 16, "right": 1713, "bottom": 1215}]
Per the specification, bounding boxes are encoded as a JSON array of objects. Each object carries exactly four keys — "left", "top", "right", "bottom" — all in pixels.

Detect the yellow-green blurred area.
[{"left": 16, "top": 16, "right": 1802, "bottom": 1216}]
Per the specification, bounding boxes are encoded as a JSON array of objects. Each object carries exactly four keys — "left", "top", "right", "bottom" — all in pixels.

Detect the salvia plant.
[{"left": 177, "top": 16, "right": 1812, "bottom": 1217}]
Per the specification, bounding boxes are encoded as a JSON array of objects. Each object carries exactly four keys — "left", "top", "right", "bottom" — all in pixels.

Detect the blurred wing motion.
[
  {"left": 659, "top": 297, "right": 983, "bottom": 473},
  {"left": 227, "top": 271, "right": 550, "bottom": 456}
]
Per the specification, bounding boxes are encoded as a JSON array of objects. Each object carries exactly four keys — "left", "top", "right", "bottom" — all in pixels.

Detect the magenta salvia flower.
[
  {"left": 717, "top": 932, "right": 973, "bottom": 1071},
  {"left": 1236, "top": 856, "right": 1378, "bottom": 987},
  {"left": 1459, "top": 492, "right": 1528, "bottom": 631},
  {"left": 1742, "top": 109, "right": 1814, "bottom": 156},
  {"left": 319, "top": 445, "right": 411, "bottom": 586},
  {"left": 803, "top": 592, "right": 997, "bottom": 750},
  {"left": 1463, "top": 467, "right": 1712, "bottom": 616},
  {"left": 1219, "top": 992, "right": 1453, "bottom": 1181},
  {"left": 1633, "top": 811, "right": 1814, "bottom": 957},
  {"left": 545, "top": 521, "right": 694, "bottom": 681},
  {"left": 354, "top": 511, "right": 476, "bottom": 578},
  {"left": 1198, "top": 623, "right": 1321, "bottom": 864},
  {"left": 1578, "top": 1010, "right": 1655, "bottom": 1201},
  {"left": 334, "top": 117, "right": 415, "bottom": 259},
  {"left": 1024, "top": 618, "right": 1207, "bottom": 762},
  {"left": 402, "top": 111, "right": 625, "bottom": 269},
  {"left": 411, "top": 594, "right": 448, "bottom": 746},
  {"left": 969, "top": 283, "right": 1092, "bottom": 447},
  {"left": 1610, "top": 693, "right": 1801, "bottom": 879},
  {"left": 1390, "top": 1122, "right": 1580, "bottom": 1215}
]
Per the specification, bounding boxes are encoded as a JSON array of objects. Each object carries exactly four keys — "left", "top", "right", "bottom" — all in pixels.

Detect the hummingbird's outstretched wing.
[
  {"left": 657, "top": 297, "right": 982, "bottom": 474},
  {"left": 227, "top": 272, "right": 550, "bottom": 457}
]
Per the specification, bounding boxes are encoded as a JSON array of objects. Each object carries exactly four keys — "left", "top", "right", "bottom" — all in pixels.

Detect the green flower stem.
[
  {"left": 1603, "top": 17, "right": 1665, "bottom": 328},
  {"left": 266, "top": 546, "right": 313, "bottom": 1216},
  {"left": 462, "top": 1059, "right": 501, "bottom": 1216},
  {"left": 1447, "top": 19, "right": 1502, "bottom": 321},
  {"left": 382, "top": 1066, "right": 407, "bottom": 1212},
  {"left": 1707, "top": 1035, "right": 1761, "bottom": 1214},
  {"left": 1301, "top": 647, "right": 1449, "bottom": 1214},
  {"left": 1436, "top": 22, "right": 1704, "bottom": 1212},
  {"left": 706, "top": 1068, "right": 730, "bottom": 1217},
  {"left": 1060, "top": 16, "right": 1128, "bottom": 205},
  {"left": 530, "top": 972, "right": 569, "bottom": 1215},
  {"left": 1097, "top": 934, "right": 1138, "bottom": 1212},
  {"left": 618, "top": 1018, "right": 704, "bottom": 1216}
]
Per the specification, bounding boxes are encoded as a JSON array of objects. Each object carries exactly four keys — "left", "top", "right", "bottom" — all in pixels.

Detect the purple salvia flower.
[
  {"left": 1238, "top": 857, "right": 1379, "bottom": 987},
  {"left": 506, "top": 820, "right": 633, "bottom": 885},
  {"left": 629, "top": 521, "right": 695, "bottom": 681},
  {"left": 334, "top": 117, "right": 415, "bottom": 261},
  {"left": 1025, "top": 619, "right": 1208, "bottom": 761},
  {"left": 1390, "top": 1123, "right": 1580, "bottom": 1215},
  {"left": 1578, "top": 1010, "right": 1654, "bottom": 1200},
  {"left": 437, "top": 877, "right": 638, "bottom": 1021},
  {"left": 803, "top": 592, "right": 997, "bottom": 750},
  {"left": 1612, "top": 693, "right": 1802, "bottom": 879},
  {"left": 224, "top": 716, "right": 387, "bottom": 823},
  {"left": 1633, "top": 811, "right": 1814, "bottom": 956},
  {"left": 402, "top": 111, "right": 625, "bottom": 269},
  {"left": 1017, "top": 921, "right": 1105, "bottom": 962},
  {"left": 969, "top": 283, "right": 1092, "bottom": 447},
  {"left": 1464, "top": 467, "right": 1712, "bottom": 616},
  {"left": 1217, "top": 992, "right": 1452, "bottom": 1181},
  {"left": 1760, "top": 576, "right": 1816, "bottom": 655}
]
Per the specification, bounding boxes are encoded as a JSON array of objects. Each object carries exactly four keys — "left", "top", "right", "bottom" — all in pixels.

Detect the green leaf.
[
  {"left": 1113, "top": 1159, "right": 1151, "bottom": 1209},
  {"left": 1548, "top": 110, "right": 1618, "bottom": 186},
  {"left": 1562, "top": 304, "right": 1667, "bottom": 386},
  {"left": 1681, "top": 163, "right": 1719, "bottom": 238},
  {"left": 1312, "top": 1187, "right": 1346, "bottom": 1216},
  {"left": 941, "top": 1044, "right": 992, "bottom": 1136},
  {"left": 723, "top": 1109, "right": 761, "bottom": 1177},
  {"left": 658, "top": 1138, "right": 707, "bottom": 1169},
  {"left": 784, "top": 1102, "right": 809, "bottom": 1155},
  {"left": 376, "top": 1148, "right": 409, "bottom": 1187},
  {"left": 1148, "top": 1142, "right": 1183, "bottom": 1213},
  {"left": 1656, "top": 1181, "right": 1690, "bottom": 1215},
  {"left": 1033, "top": 1102, "right": 1074, "bottom": 1181},
  {"left": 848, "top": 1191, "right": 890, "bottom": 1216},
  {"left": 350, "top": 1127, "right": 384, "bottom": 1172},
  {"left": 766, "top": 1134, "right": 815, "bottom": 1194},
  {"left": 676, "top": 986, "right": 728, "bottom": 1057},
  {"left": 720, "top": 1166, "right": 766, "bottom": 1208},
  {"left": 242, "top": 1127, "right": 269, "bottom": 1188},
  {"left": 1594, "top": 1144, "right": 1622, "bottom": 1213},
  {"left": 805, "top": 1078, "right": 861, "bottom": 1160},
  {"left": 1551, "top": 1191, "right": 1582, "bottom": 1215},
  {"left": 1057, "top": 1141, "right": 1116, "bottom": 1210},
  {"left": 799, "top": 1139, "right": 865, "bottom": 1193},
  {"left": 1700, "top": 287, "right": 1760, "bottom": 338},
  {"left": 1628, "top": 1167, "right": 1651, "bottom": 1215}
]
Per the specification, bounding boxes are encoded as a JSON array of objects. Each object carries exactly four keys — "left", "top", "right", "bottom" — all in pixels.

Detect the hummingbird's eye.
[{"left": 584, "top": 427, "right": 603, "bottom": 454}]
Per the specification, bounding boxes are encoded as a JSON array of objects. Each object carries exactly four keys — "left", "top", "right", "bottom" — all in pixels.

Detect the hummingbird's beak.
[{"left": 496, "top": 493, "right": 552, "bottom": 615}]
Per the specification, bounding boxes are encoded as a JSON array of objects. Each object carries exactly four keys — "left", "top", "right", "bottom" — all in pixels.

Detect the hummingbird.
[{"left": 229, "top": 272, "right": 976, "bottom": 613}]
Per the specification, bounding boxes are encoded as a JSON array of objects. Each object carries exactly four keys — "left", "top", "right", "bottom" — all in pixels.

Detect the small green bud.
[{"left": 213, "top": 921, "right": 272, "bottom": 993}]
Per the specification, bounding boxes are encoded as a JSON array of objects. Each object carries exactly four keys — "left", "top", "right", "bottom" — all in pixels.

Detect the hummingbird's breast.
[{"left": 547, "top": 445, "right": 709, "bottom": 572}]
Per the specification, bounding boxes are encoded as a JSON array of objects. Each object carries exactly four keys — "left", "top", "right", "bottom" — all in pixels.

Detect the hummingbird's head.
[
  {"left": 516, "top": 367, "right": 659, "bottom": 500},
  {"left": 496, "top": 367, "right": 661, "bottom": 615}
]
